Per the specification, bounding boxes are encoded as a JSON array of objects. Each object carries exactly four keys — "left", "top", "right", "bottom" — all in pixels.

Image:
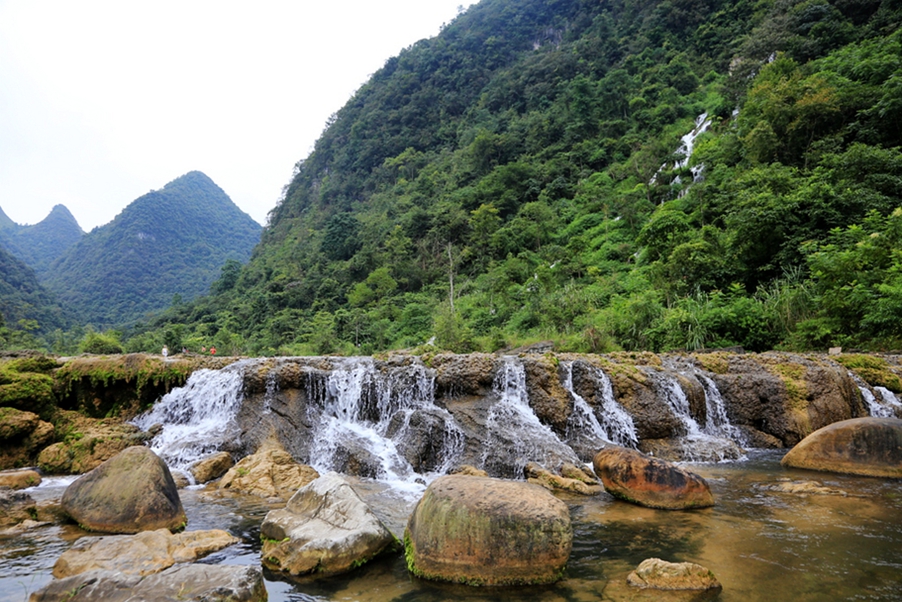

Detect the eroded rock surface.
[
  {"left": 627, "top": 558, "right": 722, "bottom": 591},
  {"left": 189, "top": 451, "right": 233, "bottom": 483},
  {"left": 218, "top": 442, "right": 319, "bottom": 499},
  {"left": 0, "top": 408, "right": 54, "bottom": 470},
  {"left": 0, "top": 468, "right": 41, "bottom": 490}
]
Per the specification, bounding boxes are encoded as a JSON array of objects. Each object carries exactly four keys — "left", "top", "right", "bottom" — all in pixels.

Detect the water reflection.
[{"left": 2, "top": 451, "right": 902, "bottom": 601}]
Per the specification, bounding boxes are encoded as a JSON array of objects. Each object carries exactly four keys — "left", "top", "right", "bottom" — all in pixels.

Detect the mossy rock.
[{"left": 834, "top": 355, "right": 902, "bottom": 393}]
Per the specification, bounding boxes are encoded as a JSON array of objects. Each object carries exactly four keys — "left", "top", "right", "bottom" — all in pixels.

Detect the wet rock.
[
  {"left": 762, "top": 479, "right": 850, "bottom": 497},
  {"left": 450, "top": 465, "right": 488, "bottom": 477},
  {"left": 61, "top": 446, "right": 186, "bottom": 534},
  {"left": 218, "top": 442, "right": 319, "bottom": 499},
  {"left": 188, "top": 451, "right": 233, "bottom": 483},
  {"left": 30, "top": 564, "right": 266, "bottom": 602},
  {"left": 781, "top": 417, "right": 902, "bottom": 477},
  {"left": 0, "top": 407, "right": 54, "bottom": 470},
  {"left": 560, "top": 462, "right": 598, "bottom": 484},
  {"left": 386, "top": 408, "right": 458, "bottom": 473},
  {"left": 405, "top": 474, "right": 572, "bottom": 586},
  {"left": 525, "top": 462, "right": 601, "bottom": 495},
  {"left": 260, "top": 472, "right": 397, "bottom": 576},
  {"left": 0, "top": 488, "right": 37, "bottom": 527},
  {"left": 639, "top": 437, "right": 744, "bottom": 463},
  {"left": 734, "top": 425, "right": 784, "bottom": 449},
  {"left": 0, "top": 468, "right": 41, "bottom": 489},
  {"left": 432, "top": 353, "right": 496, "bottom": 398},
  {"left": 522, "top": 355, "right": 572, "bottom": 431},
  {"left": 627, "top": 558, "right": 722, "bottom": 591},
  {"left": 593, "top": 446, "right": 715, "bottom": 510},
  {"left": 52, "top": 528, "right": 238, "bottom": 578}
]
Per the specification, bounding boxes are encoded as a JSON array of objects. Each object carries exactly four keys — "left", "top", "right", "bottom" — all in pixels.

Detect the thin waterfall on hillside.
[
  {"left": 131, "top": 361, "right": 247, "bottom": 471},
  {"left": 562, "top": 361, "right": 638, "bottom": 448},
  {"left": 482, "top": 357, "right": 579, "bottom": 476},
  {"left": 699, "top": 374, "right": 747, "bottom": 445},
  {"left": 307, "top": 358, "right": 463, "bottom": 489}
]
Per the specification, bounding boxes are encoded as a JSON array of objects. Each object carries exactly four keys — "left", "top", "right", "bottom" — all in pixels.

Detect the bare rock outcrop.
[
  {"left": 0, "top": 407, "right": 54, "bottom": 470},
  {"left": 217, "top": 442, "right": 319, "bottom": 499}
]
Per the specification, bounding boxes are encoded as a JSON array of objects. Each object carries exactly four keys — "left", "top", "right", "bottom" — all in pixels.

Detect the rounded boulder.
[
  {"left": 593, "top": 446, "right": 715, "bottom": 510},
  {"left": 781, "top": 417, "right": 902, "bottom": 477},
  {"left": 405, "top": 474, "right": 572, "bottom": 586},
  {"left": 61, "top": 446, "right": 186, "bottom": 534}
]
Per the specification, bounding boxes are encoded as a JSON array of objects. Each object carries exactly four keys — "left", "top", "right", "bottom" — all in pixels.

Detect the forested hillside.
[
  {"left": 0, "top": 204, "right": 84, "bottom": 277},
  {"left": 11, "top": 0, "right": 902, "bottom": 356},
  {"left": 42, "top": 171, "right": 261, "bottom": 329},
  {"left": 0, "top": 245, "right": 70, "bottom": 342}
]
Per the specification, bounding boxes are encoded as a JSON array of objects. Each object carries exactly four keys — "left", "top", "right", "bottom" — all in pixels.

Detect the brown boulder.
[
  {"left": 52, "top": 528, "right": 238, "bottom": 578},
  {"left": 218, "top": 442, "right": 319, "bottom": 499},
  {"left": 61, "top": 446, "right": 186, "bottom": 533},
  {"left": 0, "top": 488, "right": 37, "bottom": 528},
  {"left": 781, "top": 417, "right": 902, "bottom": 477},
  {"left": 0, "top": 407, "right": 54, "bottom": 469},
  {"left": 0, "top": 468, "right": 41, "bottom": 489},
  {"left": 627, "top": 558, "right": 722, "bottom": 591},
  {"left": 593, "top": 446, "right": 715, "bottom": 509},
  {"left": 405, "top": 475, "right": 572, "bottom": 586},
  {"left": 524, "top": 462, "right": 601, "bottom": 495},
  {"left": 188, "top": 451, "right": 233, "bottom": 483}
]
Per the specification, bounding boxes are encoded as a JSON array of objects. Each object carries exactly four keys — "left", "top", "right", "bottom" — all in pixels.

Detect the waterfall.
[
  {"left": 562, "top": 361, "right": 637, "bottom": 448},
  {"left": 306, "top": 358, "right": 463, "bottom": 490},
  {"left": 699, "top": 374, "right": 747, "bottom": 445},
  {"left": 649, "top": 112, "right": 713, "bottom": 197},
  {"left": 652, "top": 370, "right": 744, "bottom": 462},
  {"left": 482, "top": 357, "right": 579, "bottom": 477},
  {"left": 131, "top": 362, "right": 246, "bottom": 471},
  {"left": 860, "top": 386, "right": 902, "bottom": 418}
]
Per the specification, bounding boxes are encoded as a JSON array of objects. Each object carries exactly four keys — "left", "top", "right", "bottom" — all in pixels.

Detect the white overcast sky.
[{"left": 0, "top": 1, "right": 475, "bottom": 231}]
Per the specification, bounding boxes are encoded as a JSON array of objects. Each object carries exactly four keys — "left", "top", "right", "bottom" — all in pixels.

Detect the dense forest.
[
  {"left": 0, "top": 204, "right": 83, "bottom": 277},
  {"left": 5, "top": 0, "right": 902, "bottom": 356}
]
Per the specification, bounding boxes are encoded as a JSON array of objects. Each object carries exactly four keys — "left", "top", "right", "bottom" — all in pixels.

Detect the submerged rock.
[
  {"left": 593, "top": 446, "right": 715, "bottom": 509},
  {"left": 405, "top": 474, "right": 572, "bottom": 586},
  {"left": 52, "top": 528, "right": 238, "bottom": 578},
  {"left": 0, "top": 488, "right": 37, "bottom": 528},
  {"left": 627, "top": 558, "right": 722, "bottom": 591},
  {"left": 61, "top": 446, "right": 186, "bottom": 534},
  {"left": 29, "top": 564, "right": 266, "bottom": 602},
  {"left": 218, "top": 442, "right": 319, "bottom": 499},
  {"left": 781, "top": 417, "right": 902, "bottom": 477},
  {"left": 260, "top": 472, "right": 397, "bottom": 576}
]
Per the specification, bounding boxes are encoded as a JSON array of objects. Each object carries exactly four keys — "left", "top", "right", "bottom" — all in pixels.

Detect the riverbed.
[{"left": 2, "top": 450, "right": 901, "bottom": 601}]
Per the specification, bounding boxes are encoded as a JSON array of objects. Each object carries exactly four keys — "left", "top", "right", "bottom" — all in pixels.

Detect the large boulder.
[
  {"left": 218, "top": 442, "right": 319, "bottom": 499},
  {"left": 52, "top": 528, "right": 238, "bottom": 578},
  {"left": 627, "top": 558, "right": 722, "bottom": 591},
  {"left": 405, "top": 474, "right": 572, "bottom": 586},
  {"left": 29, "top": 564, "right": 266, "bottom": 602},
  {"left": 781, "top": 417, "right": 902, "bottom": 477},
  {"left": 593, "top": 446, "right": 715, "bottom": 509},
  {"left": 260, "top": 472, "right": 397, "bottom": 576},
  {"left": 61, "top": 446, "right": 186, "bottom": 533}
]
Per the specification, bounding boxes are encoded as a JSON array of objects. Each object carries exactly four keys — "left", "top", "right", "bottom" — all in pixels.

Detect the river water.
[{"left": 2, "top": 450, "right": 901, "bottom": 601}]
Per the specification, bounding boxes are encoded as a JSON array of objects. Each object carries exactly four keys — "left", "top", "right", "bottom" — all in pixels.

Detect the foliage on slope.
[
  {"left": 0, "top": 245, "right": 70, "bottom": 343},
  {"left": 0, "top": 204, "right": 84, "bottom": 277},
  {"left": 42, "top": 171, "right": 261, "bottom": 329},
  {"left": 18, "top": 0, "right": 902, "bottom": 355}
]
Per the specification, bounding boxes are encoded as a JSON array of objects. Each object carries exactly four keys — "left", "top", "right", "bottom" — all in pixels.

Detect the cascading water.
[
  {"left": 562, "top": 361, "right": 638, "bottom": 449},
  {"left": 860, "top": 385, "right": 902, "bottom": 418},
  {"left": 307, "top": 358, "right": 463, "bottom": 491},
  {"left": 699, "top": 374, "right": 747, "bottom": 445},
  {"left": 653, "top": 370, "right": 744, "bottom": 462},
  {"left": 131, "top": 361, "right": 247, "bottom": 471},
  {"left": 482, "top": 357, "right": 579, "bottom": 477}
]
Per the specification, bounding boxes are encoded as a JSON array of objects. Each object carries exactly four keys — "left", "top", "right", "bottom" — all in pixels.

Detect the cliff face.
[{"left": 1, "top": 351, "right": 892, "bottom": 475}]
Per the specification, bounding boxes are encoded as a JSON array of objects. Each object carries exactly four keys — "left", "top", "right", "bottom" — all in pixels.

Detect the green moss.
[
  {"left": 835, "top": 354, "right": 902, "bottom": 393},
  {"left": 693, "top": 352, "right": 731, "bottom": 375}
]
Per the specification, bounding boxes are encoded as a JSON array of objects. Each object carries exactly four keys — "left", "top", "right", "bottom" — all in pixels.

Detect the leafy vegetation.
[
  {"left": 0, "top": 204, "right": 84, "bottom": 277},
  {"left": 6, "top": 0, "right": 902, "bottom": 356}
]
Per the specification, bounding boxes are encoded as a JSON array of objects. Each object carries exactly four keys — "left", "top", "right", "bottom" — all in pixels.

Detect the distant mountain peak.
[{"left": 0, "top": 206, "right": 16, "bottom": 230}]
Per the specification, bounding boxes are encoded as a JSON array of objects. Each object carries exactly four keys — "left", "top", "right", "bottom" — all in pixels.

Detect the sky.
[{"left": 0, "top": 1, "right": 475, "bottom": 231}]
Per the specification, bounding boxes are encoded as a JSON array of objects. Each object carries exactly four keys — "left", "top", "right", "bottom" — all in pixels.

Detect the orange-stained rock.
[
  {"left": 593, "top": 446, "right": 715, "bottom": 510},
  {"left": 405, "top": 475, "right": 572, "bottom": 586},
  {"left": 781, "top": 417, "right": 902, "bottom": 477}
]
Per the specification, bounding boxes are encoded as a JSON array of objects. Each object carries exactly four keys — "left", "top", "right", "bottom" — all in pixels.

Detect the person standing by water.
[
  {"left": 210, "top": 346, "right": 216, "bottom": 355},
  {"left": 162, "top": 345, "right": 169, "bottom": 359}
]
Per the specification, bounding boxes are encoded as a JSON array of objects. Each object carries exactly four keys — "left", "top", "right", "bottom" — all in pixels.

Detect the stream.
[{"left": 3, "top": 450, "right": 902, "bottom": 601}]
